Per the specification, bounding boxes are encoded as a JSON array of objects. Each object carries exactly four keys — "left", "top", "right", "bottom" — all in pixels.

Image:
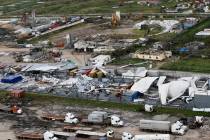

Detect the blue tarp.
[
  {"left": 179, "top": 47, "right": 189, "bottom": 53},
  {"left": 183, "top": 23, "right": 194, "bottom": 29},
  {"left": 126, "top": 91, "right": 144, "bottom": 102},
  {"left": 1, "top": 75, "right": 23, "bottom": 83}
]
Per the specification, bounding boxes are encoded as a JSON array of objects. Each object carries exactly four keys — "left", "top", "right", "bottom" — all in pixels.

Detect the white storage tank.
[{"left": 134, "top": 134, "right": 170, "bottom": 140}]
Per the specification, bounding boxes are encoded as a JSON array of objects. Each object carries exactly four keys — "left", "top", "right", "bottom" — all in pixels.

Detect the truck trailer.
[
  {"left": 134, "top": 134, "right": 170, "bottom": 140},
  {"left": 140, "top": 119, "right": 188, "bottom": 135},
  {"left": 82, "top": 111, "right": 123, "bottom": 126},
  {"left": 140, "top": 120, "right": 171, "bottom": 132}
]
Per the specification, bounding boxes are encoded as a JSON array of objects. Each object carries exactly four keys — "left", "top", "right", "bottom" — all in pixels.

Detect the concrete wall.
[{"left": 148, "top": 69, "right": 210, "bottom": 78}]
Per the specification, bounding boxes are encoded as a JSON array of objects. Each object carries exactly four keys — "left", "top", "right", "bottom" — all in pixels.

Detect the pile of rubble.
[{"left": 14, "top": 47, "right": 62, "bottom": 63}]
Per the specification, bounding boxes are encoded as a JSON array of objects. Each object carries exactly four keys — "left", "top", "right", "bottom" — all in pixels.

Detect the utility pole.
[{"left": 31, "top": 9, "right": 36, "bottom": 28}]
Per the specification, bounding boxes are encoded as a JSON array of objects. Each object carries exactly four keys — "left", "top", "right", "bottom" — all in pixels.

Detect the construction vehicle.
[
  {"left": 111, "top": 11, "right": 120, "bottom": 27},
  {"left": 0, "top": 103, "right": 22, "bottom": 114},
  {"left": 140, "top": 119, "right": 188, "bottom": 135}
]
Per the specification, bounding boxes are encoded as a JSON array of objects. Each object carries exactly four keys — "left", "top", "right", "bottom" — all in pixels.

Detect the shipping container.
[
  {"left": 140, "top": 120, "right": 171, "bottom": 132},
  {"left": 88, "top": 111, "right": 108, "bottom": 123}
]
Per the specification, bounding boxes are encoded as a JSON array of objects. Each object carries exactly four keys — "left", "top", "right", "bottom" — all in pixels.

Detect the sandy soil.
[
  {"left": 0, "top": 45, "right": 90, "bottom": 66},
  {"left": 0, "top": 45, "right": 29, "bottom": 52}
]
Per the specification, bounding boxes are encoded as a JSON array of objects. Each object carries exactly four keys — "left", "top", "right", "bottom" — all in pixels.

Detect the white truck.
[
  {"left": 43, "top": 131, "right": 58, "bottom": 140},
  {"left": 82, "top": 111, "right": 123, "bottom": 127},
  {"left": 64, "top": 112, "right": 79, "bottom": 124},
  {"left": 139, "top": 119, "right": 188, "bottom": 135}
]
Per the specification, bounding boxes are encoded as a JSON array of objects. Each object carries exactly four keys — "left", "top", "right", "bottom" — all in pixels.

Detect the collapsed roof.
[
  {"left": 159, "top": 80, "right": 190, "bottom": 105},
  {"left": 130, "top": 77, "right": 158, "bottom": 93},
  {"left": 21, "top": 62, "right": 77, "bottom": 72}
]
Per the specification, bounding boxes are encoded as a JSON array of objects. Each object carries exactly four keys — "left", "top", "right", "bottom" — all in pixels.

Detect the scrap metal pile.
[
  {"left": 0, "top": 60, "right": 210, "bottom": 110},
  {"left": 14, "top": 47, "right": 62, "bottom": 63}
]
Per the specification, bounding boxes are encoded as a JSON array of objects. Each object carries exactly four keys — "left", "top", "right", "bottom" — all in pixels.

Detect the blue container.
[
  {"left": 99, "top": 137, "right": 107, "bottom": 140},
  {"left": 126, "top": 91, "right": 144, "bottom": 102},
  {"left": 179, "top": 47, "right": 189, "bottom": 53},
  {"left": 1, "top": 75, "right": 23, "bottom": 83}
]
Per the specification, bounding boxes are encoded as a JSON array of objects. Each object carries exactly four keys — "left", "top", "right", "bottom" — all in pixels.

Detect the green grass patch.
[
  {"left": 25, "top": 93, "right": 210, "bottom": 117},
  {"left": 133, "top": 29, "right": 147, "bottom": 38},
  {"left": 111, "top": 44, "right": 149, "bottom": 58},
  {"left": 111, "top": 58, "right": 145, "bottom": 65},
  {"left": 0, "top": 90, "right": 210, "bottom": 117},
  {"left": 0, "top": 0, "right": 183, "bottom": 16},
  {"left": 28, "top": 92, "right": 145, "bottom": 112},
  {"left": 172, "top": 18, "right": 210, "bottom": 49},
  {"left": 152, "top": 32, "right": 177, "bottom": 42},
  {"left": 160, "top": 58, "right": 210, "bottom": 73}
]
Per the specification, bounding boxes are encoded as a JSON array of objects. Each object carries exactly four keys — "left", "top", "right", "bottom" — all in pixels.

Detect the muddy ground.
[{"left": 0, "top": 99, "right": 210, "bottom": 140}]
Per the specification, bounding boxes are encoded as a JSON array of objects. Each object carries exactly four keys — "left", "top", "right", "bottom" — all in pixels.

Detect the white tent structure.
[
  {"left": 157, "top": 76, "right": 167, "bottom": 86},
  {"left": 159, "top": 80, "right": 191, "bottom": 105},
  {"left": 130, "top": 77, "right": 158, "bottom": 93}
]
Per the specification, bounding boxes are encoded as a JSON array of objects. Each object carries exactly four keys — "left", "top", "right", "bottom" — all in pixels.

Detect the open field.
[
  {"left": 160, "top": 58, "right": 210, "bottom": 73},
  {"left": 0, "top": 0, "right": 193, "bottom": 16},
  {"left": 111, "top": 58, "right": 145, "bottom": 65}
]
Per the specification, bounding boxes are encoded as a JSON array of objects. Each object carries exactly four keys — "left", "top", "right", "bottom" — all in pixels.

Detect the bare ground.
[{"left": 0, "top": 101, "right": 209, "bottom": 140}]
